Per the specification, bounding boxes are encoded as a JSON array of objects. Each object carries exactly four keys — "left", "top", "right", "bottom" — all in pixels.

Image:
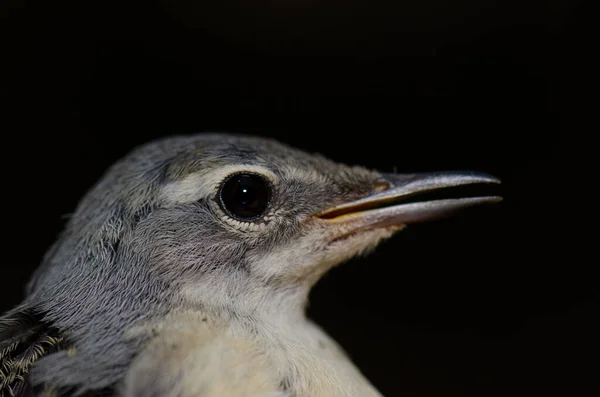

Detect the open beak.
[{"left": 317, "top": 172, "right": 501, "bottom": 231}]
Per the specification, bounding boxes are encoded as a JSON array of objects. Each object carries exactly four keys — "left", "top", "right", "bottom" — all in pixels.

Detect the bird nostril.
[{"left": 373, "top": 180, "right": 391, "bottom": 193}]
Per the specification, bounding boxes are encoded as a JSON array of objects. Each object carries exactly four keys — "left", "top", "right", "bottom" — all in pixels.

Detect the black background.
[{"left": 0, "top": 1, "right": 594, "bottom": 396}]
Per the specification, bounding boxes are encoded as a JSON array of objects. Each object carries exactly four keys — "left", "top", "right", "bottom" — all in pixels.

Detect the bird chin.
[
  {"left": 322, "top": 224, "right": 405, "bottom": 267},
  {"left": 330, "top": 223, "right": 405, "bottom": 244}
]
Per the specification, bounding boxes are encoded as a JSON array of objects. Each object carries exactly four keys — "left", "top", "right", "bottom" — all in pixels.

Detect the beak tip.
[
  {"left": 489, "top": 177, "right": 502, "bottom": 185},
  {"left": 466, "top": 171, "right": 501, "bottom": 185}
]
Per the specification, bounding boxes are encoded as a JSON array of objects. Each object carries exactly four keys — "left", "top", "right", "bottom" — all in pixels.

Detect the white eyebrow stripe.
[{"left": 160, "top": 164, "right": 278, "bottom": 204}]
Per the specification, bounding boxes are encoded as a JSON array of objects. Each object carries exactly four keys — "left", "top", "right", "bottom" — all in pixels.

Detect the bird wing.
[{"left": 0, "top": 308, "right": 65, "bottom": 397}]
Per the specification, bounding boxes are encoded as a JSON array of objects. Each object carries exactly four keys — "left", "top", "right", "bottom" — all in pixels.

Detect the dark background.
[{"left": 0, "top": 0, "right": 594, "bottom": 396}]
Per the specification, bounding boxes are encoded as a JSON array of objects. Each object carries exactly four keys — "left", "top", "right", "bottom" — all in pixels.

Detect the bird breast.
[{"left": 122, "top": 310, "right": 384, "bottom": 397}]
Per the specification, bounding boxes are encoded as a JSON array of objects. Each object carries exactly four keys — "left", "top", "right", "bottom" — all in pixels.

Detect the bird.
[{"left": 0, "top": 133, "right": 501, "bottom": 397}]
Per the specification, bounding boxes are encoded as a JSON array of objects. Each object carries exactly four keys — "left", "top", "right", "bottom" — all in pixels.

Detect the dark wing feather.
[{"left": 0, "top": 309, "right": 65, "bottom": 397}]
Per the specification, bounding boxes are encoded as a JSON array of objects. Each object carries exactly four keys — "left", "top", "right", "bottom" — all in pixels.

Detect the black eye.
[{"left": 219, "top": 173, "right": 271, "bottom": 221}]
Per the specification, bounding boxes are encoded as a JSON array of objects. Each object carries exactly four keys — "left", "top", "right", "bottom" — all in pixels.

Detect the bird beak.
[{"left": 317, "top": 172, "right": 501, "bottom": 230}]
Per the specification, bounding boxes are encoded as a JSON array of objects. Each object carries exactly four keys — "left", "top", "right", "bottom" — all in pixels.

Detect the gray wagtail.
[{"left": 0, "top": 133, "right": 501, "bottom": 397}]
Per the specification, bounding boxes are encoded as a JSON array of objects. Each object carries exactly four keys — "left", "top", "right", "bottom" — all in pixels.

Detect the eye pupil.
[{"left": 219, "top": 173, "right": 271, "bottom": 220}]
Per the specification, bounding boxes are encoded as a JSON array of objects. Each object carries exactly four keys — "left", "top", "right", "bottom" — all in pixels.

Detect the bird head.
[
  {"left": 29, "top": 133, "right": 501, "bottom": 319},
  {"left": 1, "top": 133, "right": 500, "bottom": 393}
]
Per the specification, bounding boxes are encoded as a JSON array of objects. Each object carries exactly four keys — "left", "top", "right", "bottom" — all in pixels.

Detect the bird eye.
[{"left": 219, "top": 173, "right": 271, "bottom": 221}]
